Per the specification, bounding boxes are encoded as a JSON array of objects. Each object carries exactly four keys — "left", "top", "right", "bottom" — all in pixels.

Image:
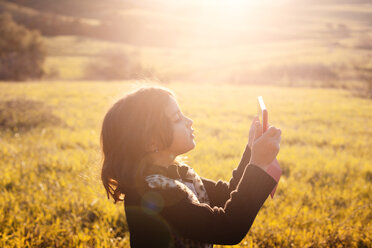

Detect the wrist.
[
  {"left": 251, "top": 164, "right": 270, "bottom": 173},
  {"left": 249, "top": 158, "right": 270, "bottom": 171},
  {"left": 260, "top": 163, "right": 270, "bottom": 171}
]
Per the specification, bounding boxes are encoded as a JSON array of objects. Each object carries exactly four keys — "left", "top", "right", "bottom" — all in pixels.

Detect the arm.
[
  {"left": 158, "top": 164, "right": 277, "bottom": 245},
  {"left": 201, "top": 144, "right": 252, "bottom": 207}
]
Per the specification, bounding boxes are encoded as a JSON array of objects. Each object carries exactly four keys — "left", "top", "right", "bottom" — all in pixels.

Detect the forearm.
[
  {"left": 202, "top": 144, "right": 252, "bottom": 207},
  {"left": 162, "top": 164, "right": 277, "bottom": 245}
]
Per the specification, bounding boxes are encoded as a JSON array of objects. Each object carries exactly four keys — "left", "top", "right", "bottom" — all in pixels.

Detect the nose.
[{"left": 185, "top": 116, "right": 193, "bottom": 127}]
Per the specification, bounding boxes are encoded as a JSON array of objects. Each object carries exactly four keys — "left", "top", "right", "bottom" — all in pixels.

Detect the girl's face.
[{"left": 164, "top": 96, "right": 195, "bottom": 155}]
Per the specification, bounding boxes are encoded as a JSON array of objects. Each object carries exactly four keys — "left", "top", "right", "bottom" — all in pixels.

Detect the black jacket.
[{"left": 124, "top": 145, "right": 277, "bottom": 247}]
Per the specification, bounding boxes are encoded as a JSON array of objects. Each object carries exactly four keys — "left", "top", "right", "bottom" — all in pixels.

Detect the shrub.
[
  {"left": 350, "top": 56, "right": 372, "bottom": 99},
  {"left": 0, "top": 98, "right": 64, "bottom": 132},
  {"left": 230, "top": 63, "right": 339, "bottom": 87},
  {"left": 84, "top": 50, "right": 154, "bottom": 80},
  {"left": 0, "top": 13, "right": 46, "bottom": 81},
  {"left": 260, "top": 63, "right": 339, "bottom": 82},
  {"left": 354, "top": 34, "right": 372, "bottom": 50}
]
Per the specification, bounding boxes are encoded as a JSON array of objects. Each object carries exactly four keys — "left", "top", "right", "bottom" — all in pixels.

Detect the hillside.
[{"left": 1, "top": 0, "right": 372, "bottom": 88}]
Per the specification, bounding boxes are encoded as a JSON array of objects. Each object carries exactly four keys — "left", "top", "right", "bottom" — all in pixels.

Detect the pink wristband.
[{"left": 266, "top": 158, "right": 282, "bottom": 198}]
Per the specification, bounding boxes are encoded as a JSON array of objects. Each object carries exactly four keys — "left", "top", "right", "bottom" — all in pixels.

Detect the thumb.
[{"left": 265, "top": 126, "right": 279, "bottom": 138}]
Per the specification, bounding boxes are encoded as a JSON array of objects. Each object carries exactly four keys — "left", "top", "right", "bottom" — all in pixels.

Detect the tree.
[{"left": 0, "top": 13, "right": 46, "bottom": 81}]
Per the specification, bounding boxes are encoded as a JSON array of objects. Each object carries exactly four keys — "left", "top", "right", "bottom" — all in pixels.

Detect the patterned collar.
[
  {"left": 144, "top": 163, "right": 213, "bottom": 248},
  {"left": 146, "top": 163, "right": 193, "bottom": 183}
]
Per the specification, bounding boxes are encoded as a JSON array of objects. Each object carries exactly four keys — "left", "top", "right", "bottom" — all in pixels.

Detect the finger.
[
  {"left": 254, "top": 121, "right": 263, "bottom": 139},
  {"left": 271, "top": 127, "right": 280, "bottom": 135},
  {"left": 271, "top": 129, "right": 282, "bottom": 143},
  {"left": 271, "top": 137, "right": 281, "bottom": 150},
  {"left": 252, "top": 116, "right": 258, "bottom": 124},
  {"left": 275, "top": 140, "right": 281, "bottom": 151},
  {"left": 250, "top": 116, "right": 259, "bottom": 128},
  {"left": 266, "top": 126, "right": 277, "bottom": 137},
  {"left": 274, "top": 134, "right": 281, "bottom": 145},
  {"left": 274, "top": 128, "right": 282, "bottom": 137}
]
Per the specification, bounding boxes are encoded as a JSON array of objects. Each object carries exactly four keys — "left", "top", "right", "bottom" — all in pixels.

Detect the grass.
[{"left": 0, "top": 81, "right": 371, "bottom": 247}]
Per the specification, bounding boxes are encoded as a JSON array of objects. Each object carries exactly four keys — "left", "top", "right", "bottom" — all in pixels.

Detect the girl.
[{"left": 100, "top": 85, "right": 281, "bottom": 248}]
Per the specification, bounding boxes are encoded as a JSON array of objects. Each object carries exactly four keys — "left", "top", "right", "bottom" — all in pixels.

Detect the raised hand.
[{"left": 249, "top": 124, "right": 281, "bottom": 170}]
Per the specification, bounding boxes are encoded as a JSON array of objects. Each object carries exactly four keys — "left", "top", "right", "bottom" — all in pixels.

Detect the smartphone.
[{"left": 257, "top": 96, "right": 268, "bottom": 133}]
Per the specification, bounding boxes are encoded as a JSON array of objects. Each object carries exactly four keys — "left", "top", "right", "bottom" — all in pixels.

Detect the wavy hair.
[{"left": 100, "top": 85, "right": 183, "bottom": 203}]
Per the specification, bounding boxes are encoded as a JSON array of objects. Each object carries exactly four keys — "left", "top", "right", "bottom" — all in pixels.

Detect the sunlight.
[
  {"left": 172, "top": 0, "right": 293, "bottom": 14},
  {"left": 163, "top": 0, "right": 293, "bottom": 17},
  {"left": 164, "top": 0, "right": 294, "bottom": 38}
]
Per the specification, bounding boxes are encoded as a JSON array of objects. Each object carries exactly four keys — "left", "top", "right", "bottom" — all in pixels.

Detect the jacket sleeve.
[
  {"left": 158, "top": 164, "right": 277, "bottom": 245},
  {"left": 201, "top": 144, "right": 252, "bottom": 207}
]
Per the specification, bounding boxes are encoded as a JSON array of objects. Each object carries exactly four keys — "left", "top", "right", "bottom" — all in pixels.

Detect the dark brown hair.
[{"left": 100, "top": 85, "right": 180, "bottom": 203}]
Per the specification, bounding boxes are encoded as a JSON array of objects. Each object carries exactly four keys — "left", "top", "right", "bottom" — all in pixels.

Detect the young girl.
[{"left": 100, "top": 85, "right": 281, "bottom": 248}]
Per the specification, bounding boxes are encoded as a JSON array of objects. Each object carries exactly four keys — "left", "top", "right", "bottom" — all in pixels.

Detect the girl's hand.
[
  {"left": 249, "top": 123, "right": 281, "bottom": 170},
  {"left": 248, "top": 116, "right": 260, "bottom": 149}
]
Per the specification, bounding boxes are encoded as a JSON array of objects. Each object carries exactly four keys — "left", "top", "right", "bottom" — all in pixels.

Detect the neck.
[{"left": 148, "top": 150, "right": 176, "bottom": 168}]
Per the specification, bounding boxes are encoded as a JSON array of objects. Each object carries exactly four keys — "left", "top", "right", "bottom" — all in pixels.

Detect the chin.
[
  {"left": 189, "top": 143, "right": 196, "bottom": 152},
  {"left": 189, "top": 143, "right": 196, "bottom": 151},
  {"left": 178, "top": 142, "right": 196, "bottom": 155}
]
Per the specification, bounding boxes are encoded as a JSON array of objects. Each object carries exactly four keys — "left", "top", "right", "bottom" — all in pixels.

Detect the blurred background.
[
  {"left": 1, "top": 0, "right": 372, "bottom": 97},
  {"left": 0, "top": 0, "right": 371, "bottom": 247}
]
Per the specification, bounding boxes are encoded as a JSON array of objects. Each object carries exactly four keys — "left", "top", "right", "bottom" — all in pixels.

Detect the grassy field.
[{"left": 0, "top": 81, "right": 371, "bottom": 247}]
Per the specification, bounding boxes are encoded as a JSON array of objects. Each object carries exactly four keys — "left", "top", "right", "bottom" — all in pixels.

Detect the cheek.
[
  {"left": 171, "top": 126, "right": 188, "bottom": 144},
  {"left": 170, "top": 125, "right": 195, "bottom": 154}
]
